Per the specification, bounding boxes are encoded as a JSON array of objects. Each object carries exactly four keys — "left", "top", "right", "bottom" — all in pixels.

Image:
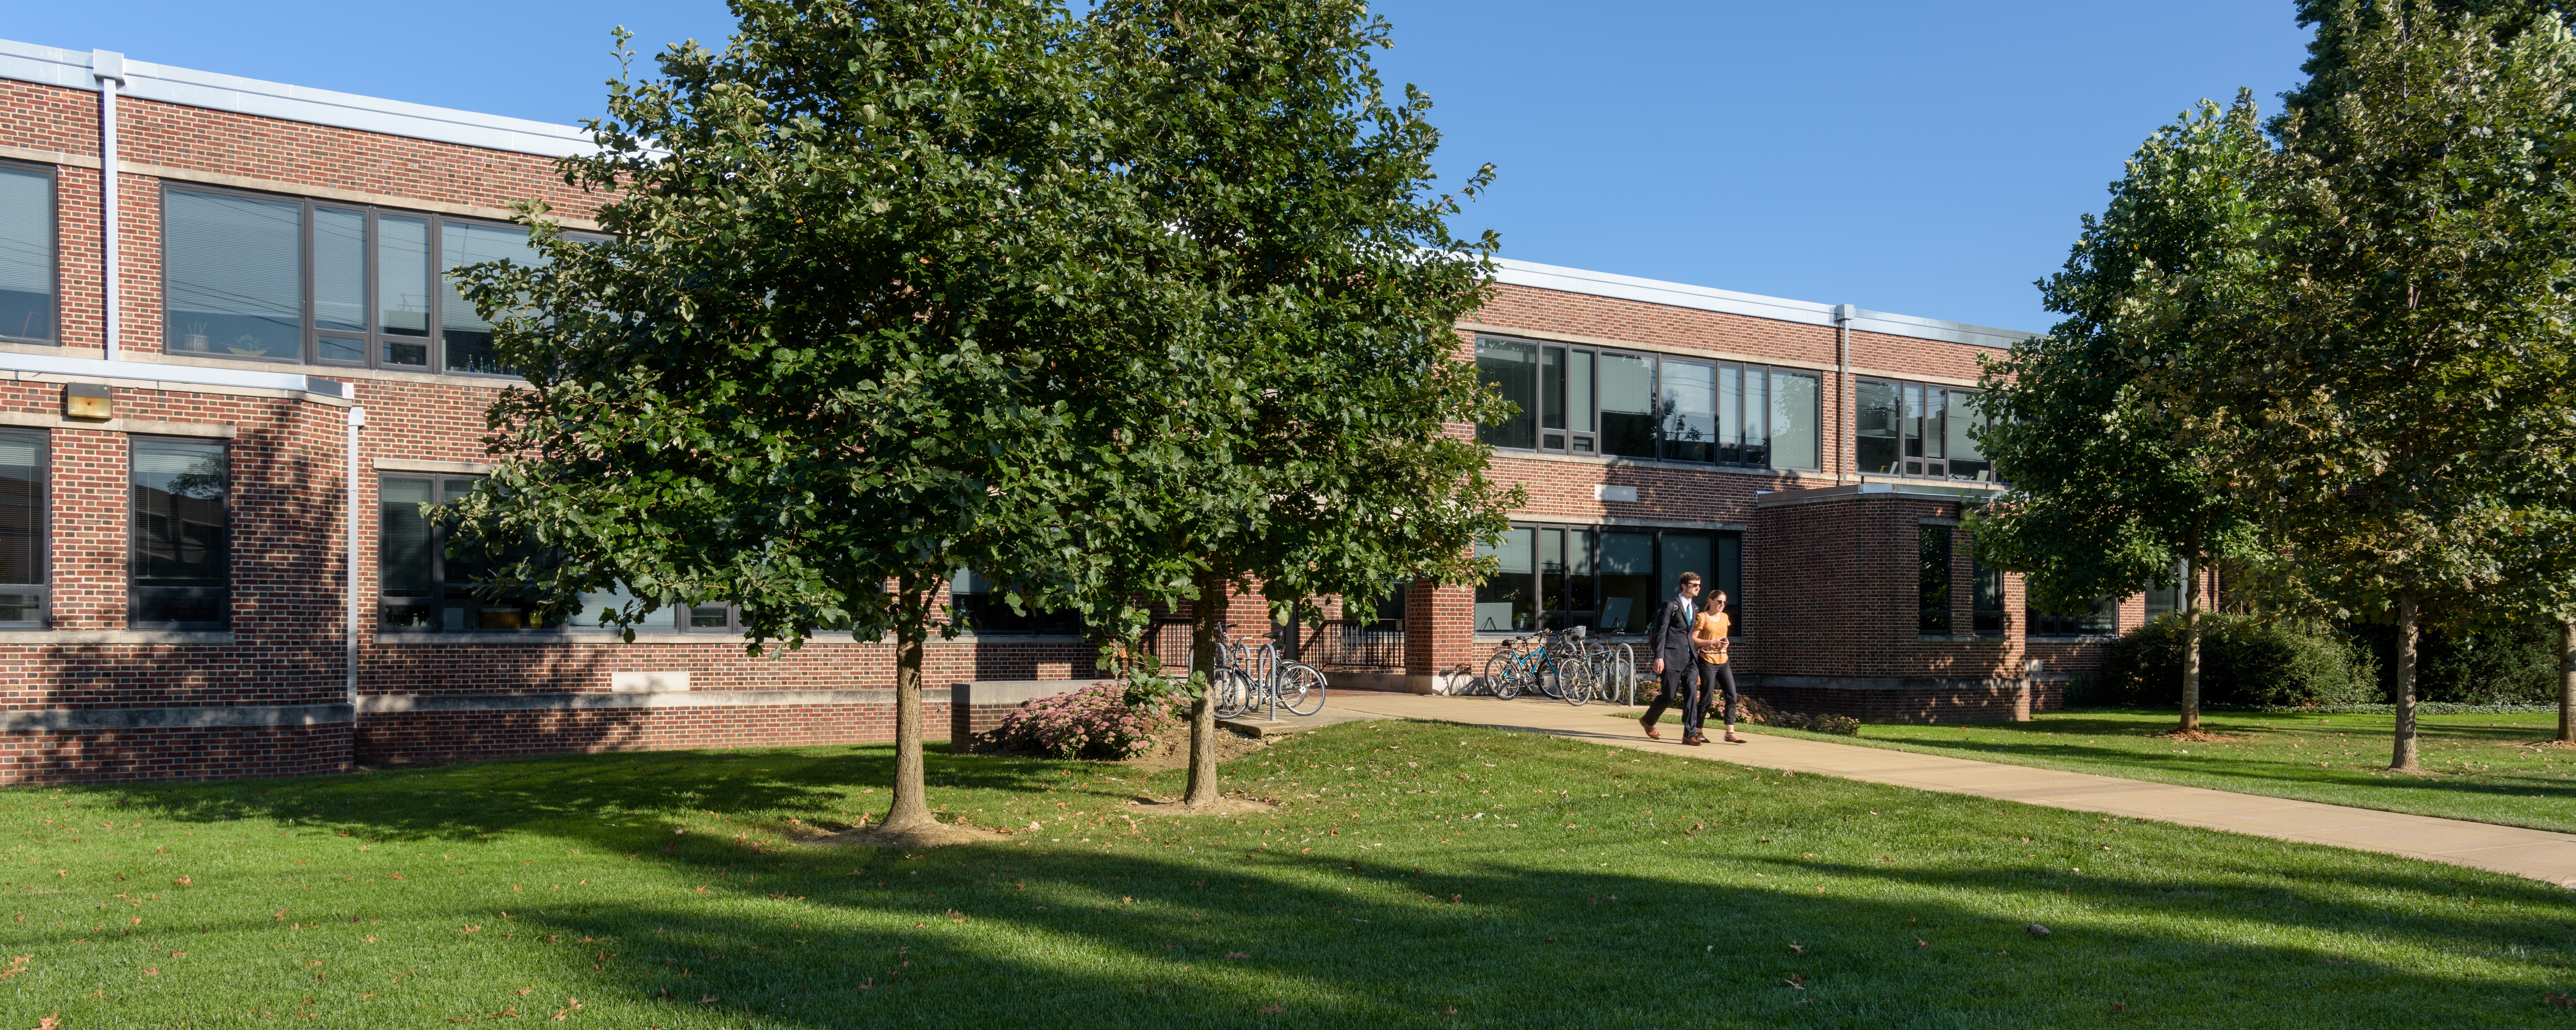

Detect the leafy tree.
[
  {"left": 1970, "top": 95, "right": 2272, "bottom": 733},
  {"left": 1071, "top": 0, "right": 1518, "bottom": 805},
  {"left": 445, "top": 0, "right": 1182, "bottom": 835},
  {"left": 2171, "top": 2, "right": 2576, "bottom": 769}
]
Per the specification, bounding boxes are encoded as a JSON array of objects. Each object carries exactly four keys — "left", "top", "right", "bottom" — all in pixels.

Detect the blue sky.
[{"left": 13, "top": 2, "right": 2315, "bottom": 332}]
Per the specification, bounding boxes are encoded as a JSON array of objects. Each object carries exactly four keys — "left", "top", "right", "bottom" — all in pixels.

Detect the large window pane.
[
  {"left": 0, "top": 431, "right": 41, "bottom": 626},
  {"left": 378, "top": 215, "right": 432, "bottom": 366},
  {"left": 1918, "top": 525, "right": 1951, "bottom": 635},
  {"left": 1474, "top": 339, "right": 1538, "bottom": 449},
  {"left": 379, "top": 477, "right": 435, "bottom": 598},
  {"left": 442, "top": 222, "right": 541, "bottom": 374},
  {"left": 948, "top": 568, "right": 1077, "bottom": 635},
  {"left": 1718, "top": 364, "right": 1743, "bottom": 464},
  {"left": 1973, "top": 560, "right": 2005, "bottom": 636},
  {"left": 1539, "top": 346, "right": 1567, "bottom": 435},
  {"left": 1716, "top": 533, "right": 1743, "bottom": 633},
  {"left": 1658, "top": 533, "right": 1711, "bottom": 604},
  {"left": 1567, "top": 351, "right": 1595, "bottom": 434},
  {"left": 314, "top": 208, "right": 367, "bottom": 334},
  {"left": 1855, "top": 379, "right": 1898, "bottom": 474},
  {"left": 1741, "top": 368, "right": 1769, "bottom": 466},
  {"left": 1597, "top": 531, "right": 1655, "bottom": 633},
  {"left": 1599, "top": 353, "right": 1656, "bottom": 458},
  {"left": 1475, "top": 527, "right": 1534, "bottom": 632},
  {"left": 1660, "top": 360, "right": 1716, "bottom": 462},
  {"left": 131, "top": 438, "right": 228, "bottom": 629},
  {"left": 166, "top": 190, "right": 301, "bottom": 360},
  {"left": 1947, "top": 390, "right": 1993, "bottom": 482},
  {"left": 1770, "top": 371, "right": 1820, "bottom": 469},
  {"left": 0, "top": 167, "right": 54, "bottom": 343},
  {"left": 2030, "top": 596, "right": 2117, "bottom": 637}
]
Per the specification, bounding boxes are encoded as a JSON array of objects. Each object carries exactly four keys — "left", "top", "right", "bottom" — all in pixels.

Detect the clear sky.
[{"left": 12, "top": 1, "right": 2317, "bottom": 333}]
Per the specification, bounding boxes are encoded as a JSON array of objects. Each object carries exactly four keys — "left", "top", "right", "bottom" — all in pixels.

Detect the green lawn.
[
  {"left": 3, "top": 720, "right": 2573, "bottom": 1028},
  {"left": 1732, "top": 708, "right": 2576, "bottom": 834}
]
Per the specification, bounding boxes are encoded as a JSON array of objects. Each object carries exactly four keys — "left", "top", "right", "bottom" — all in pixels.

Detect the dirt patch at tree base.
[
  {"left": 1116, "top": 726, "right": 1269, "bottom": 771},
  {"left": 812, "top": 822, "right": 1008, "bottom": 849},
  {"left": 2153, "top": 730, "right": 2249, "bottom": 743},
  {"left": 1122, "top": 795, "right": 1278, "bottom": 817}
]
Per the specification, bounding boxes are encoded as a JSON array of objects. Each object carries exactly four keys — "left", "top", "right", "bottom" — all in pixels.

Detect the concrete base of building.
[
  {"left": 1743, "top": 674, "right": 2063, "bottom": 724},
  {"left": 1324, "top": 670, "right": 1478, "bottom": 695}
]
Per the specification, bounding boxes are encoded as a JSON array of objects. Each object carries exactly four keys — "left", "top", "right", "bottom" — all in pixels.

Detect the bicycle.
[
  {"left": 1209, "top": 629, "right": 1327, "bottom": 719},
  {"left": 1488, "top": 626, "right": 1601, "bottom": 706}
]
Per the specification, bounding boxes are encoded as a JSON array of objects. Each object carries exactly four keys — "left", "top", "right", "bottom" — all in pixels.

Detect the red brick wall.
[
  {"left": 357, "top": 702, "right": 946, "bottom": 768},
  {"left": 1, "top": 725, "right": 348, "bottom": 784}
]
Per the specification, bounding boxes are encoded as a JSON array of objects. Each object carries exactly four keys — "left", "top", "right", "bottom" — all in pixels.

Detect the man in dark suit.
[{"left": 1640, "top": 572, "right": 1707, "bottom": 743}]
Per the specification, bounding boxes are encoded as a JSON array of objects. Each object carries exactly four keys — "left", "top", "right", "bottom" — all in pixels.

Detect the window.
[
  {"left": 947, "top": 570, "right": 1079, "bottom": 635},
  {"left": 163, "top": 184, "right": 557, "bottom": 374},
  {"left": 1480, "top": 523, "right": 1740, "bottom": 634},
  {"left": 1972, "top": 560, "right": 2005, "bottom": 637},
  {"left": 379, "top": 474, "right": 694, "bottom": 633},
  {"left": 1857, "top": 379, "right": 1991, "bottom": 481},
  {"left": 131, "top": 438, "right": 227, "bottom": 630},
  {"left": 0, "top": 163, "right": 55, "bottom": 344},
  {"left": 0, "top": 430, "right": 44, "bottom": 627},
  {"left": 1474, "top": 335, "right": 1821, "bottom": 470},
  {"left": 1918, "top": 525, "right": 1952, "bottom": 635},
  {"left": 2029, "top": 597, "right": 2117, "bottom": 637},
  {"left": 2143, "top": 560, "right": 2185, "bottom": 618}
]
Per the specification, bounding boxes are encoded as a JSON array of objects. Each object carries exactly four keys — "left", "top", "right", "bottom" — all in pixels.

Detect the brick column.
[{"left": 1403, "top": 577, "right": 1474, "bottom": 693}]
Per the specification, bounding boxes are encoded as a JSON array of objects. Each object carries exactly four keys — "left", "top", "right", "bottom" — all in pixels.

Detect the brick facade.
[{"left": 0, "top": 45, "right": 2148, "bottom": 784}]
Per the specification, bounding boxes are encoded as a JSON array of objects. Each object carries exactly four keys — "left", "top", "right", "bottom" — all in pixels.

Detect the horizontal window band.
[
  {"left": 0, "top": 630, "right": 232, "bottom": 645},
  {"left": 0, "top": 703, "right": 349, "bottom": 731}
]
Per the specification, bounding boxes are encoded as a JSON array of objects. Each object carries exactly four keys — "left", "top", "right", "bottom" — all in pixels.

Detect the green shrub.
[
  {"left": 2350, "top": 618, "right": 2561, "bottom": 705},
  {"left": 2095, "top": 612, "right": 2377, "bottom": 708}
]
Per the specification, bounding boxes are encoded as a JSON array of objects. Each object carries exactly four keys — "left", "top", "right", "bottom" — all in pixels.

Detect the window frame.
[
  {"left": 0, "top": 427, "right": 47, "bottom": 628},
  {"left": 1918, "top": 525, "right": 1953, "bottom": 635},
  {"left": 0, "top": 159, "right": 59, "bottom": 346},
  {"left": 944, "top": 569, "right": 1081, "bottom": 637},
  {"left": 2027, "top": 597, "right": 2119, "bottom": 638},
  {"left": 160, "top": 182, "right": 575, "bottom": 378},
  {"left": 1854, "top": 376, "right": 1994, "bottom": 483},
  {"left": 1472, "top": 334, "right": 1821, "bottom": 471},
  {"left": 378, "top": 472, "right": 708, "bottom": 635},
  {"left": 1476, "top": 521, "right": 1743, "bottom": 636},
  {"left": 128, "top": 435, "right": 230, "bottom": 632}
]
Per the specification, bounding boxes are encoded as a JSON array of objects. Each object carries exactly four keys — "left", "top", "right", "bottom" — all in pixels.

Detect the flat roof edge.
[
  {"left": 1490, "top": 256, "right": 2043, "bottom": 350},
  {"left": 0, "top": 37, "right": 596, "bottom": 159}
]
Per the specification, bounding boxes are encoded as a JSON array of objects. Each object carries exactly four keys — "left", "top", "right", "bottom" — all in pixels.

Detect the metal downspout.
[
  {"left": 348, "top": 407, "right": 366, "bottom": 720},
  {"left": 92, "top": 51, "right": 124, "bottom": 361},
  {"left": 1834, "top": 303, "right": 1856, "bottom": 482}
]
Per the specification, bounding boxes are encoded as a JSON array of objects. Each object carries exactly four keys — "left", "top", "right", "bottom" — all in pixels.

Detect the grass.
[
  {"left": 2, "top": 720, "right": 2573, "bottom": 1028},
  {"left": 1731, "top": 708, "right": 2576, "bottom": 834}
]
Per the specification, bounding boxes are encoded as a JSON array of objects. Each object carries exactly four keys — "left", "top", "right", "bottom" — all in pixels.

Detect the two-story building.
[{"left": 0, "top": 39, "right": 2172, "bottom": 784}]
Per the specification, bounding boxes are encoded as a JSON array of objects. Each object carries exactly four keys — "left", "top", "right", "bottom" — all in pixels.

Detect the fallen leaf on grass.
[
  {"left": 1259, "top": 1004, "right": 1283, "bottom": 1014},
  {"left": 0, "top": 956, "right": 28, "bottom": 981},
  {"left": 1787, "top": 943, "right": 1807, "bottom": 955},
  {"left": 2026, "top": 924, "right": 2052, "bottom": 937}
]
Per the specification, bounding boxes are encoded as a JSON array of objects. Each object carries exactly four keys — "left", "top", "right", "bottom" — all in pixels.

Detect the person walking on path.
[
  {"left": 1696, "top": 589, "right": 1745, "bottom": 744},
  {"left": 1641, "top": 572, "right": 1708, "bottom": 743}
]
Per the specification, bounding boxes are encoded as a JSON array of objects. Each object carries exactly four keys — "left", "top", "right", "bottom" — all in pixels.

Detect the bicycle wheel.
[
  {"left": 1535, "top": 648, "right": 1566, "bottom": 699},
  {"left": 1554, "top": 655, "right": 1598, "bottom": 707},
  {"left": 1485, "top": 649, "right": 1523, "bottom": 699},
  {"left": 1210, "top": 668, "right": 1252, "bottom": 719},
  {"left": 1277, "top": 662, "right": 1328, "bottom": 716}
]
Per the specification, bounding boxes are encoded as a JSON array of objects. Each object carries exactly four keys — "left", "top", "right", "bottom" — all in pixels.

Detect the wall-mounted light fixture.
[{"left": 63, "top": 383, "right": 111, "bottom": 420}]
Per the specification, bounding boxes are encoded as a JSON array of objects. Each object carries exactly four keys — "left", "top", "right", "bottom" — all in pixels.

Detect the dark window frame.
[
  {"left": 0, "top": 427, "right": 47, "bottom": 628},
  {"left": 378, "top": 473, "right": 720, "bottom": 635},
  {"left": 1473, "top": 334, "right": 1822, "bottom": 471},
  {"left": 944, "top": 569, "right": 1080, "bottom": 636},
  {"left": 0, "top": 159, "right": 59, "bottom": 346},
  {"left": 129, "top": 435, "right": 229, "bottom": 631},
  {"left": 160, "top": 182, "right": 580, "bottom": 378},
  {"left": 1476, "top": 521, "right": 1743, "bottom": 636},
  {"left": 1855, "top": 376, "right": 1994, "bottom": 483},
  {"left": 2028, "top": 597, "right": 2118, "bottom": 638},
  {"left": 1918, "top": 525, "right": 1952, "bottom": 635}
]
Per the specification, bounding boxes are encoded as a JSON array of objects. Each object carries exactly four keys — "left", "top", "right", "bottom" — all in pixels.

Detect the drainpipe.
[
  {"left": 92, "top": 51, "right": 124, "bottom": 361},
  {"left": 347, "top": 407, "right": 366, "bottom": 718},
  {"left": 1833, "top": 303, "right": 1856, "bottom": 482}
]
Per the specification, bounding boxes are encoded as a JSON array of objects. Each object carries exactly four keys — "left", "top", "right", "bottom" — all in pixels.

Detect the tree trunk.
[
  {"left": 2390, "top": 591, "right": 2421, "bottom": 772},
  {"left": 879, "top": 571, "right": 940, "bottom": 833},
  {"left": 1184, "top": 568, "right": 1228, "bottom": 807},
  {"left": 2558, "top": 616, "right": 2575, "bottom": 746},
  {"left": 2178, "top": 555, "right": 2202, "bottom": 734}
]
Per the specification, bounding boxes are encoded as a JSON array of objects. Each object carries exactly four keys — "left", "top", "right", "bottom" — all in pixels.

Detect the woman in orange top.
[{"left": 1693, "top": 590, "right": 1744, "bottom": 745}]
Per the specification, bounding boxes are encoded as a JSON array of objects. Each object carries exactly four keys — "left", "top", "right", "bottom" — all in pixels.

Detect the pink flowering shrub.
[{"left": 994, "top": 682, "right": 1172, "bottom": 760}]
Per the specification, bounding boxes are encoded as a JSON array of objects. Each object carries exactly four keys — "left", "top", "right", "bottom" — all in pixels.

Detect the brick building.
[{"left": 0, "top": 41, "right": 2168, "bottom": 784}]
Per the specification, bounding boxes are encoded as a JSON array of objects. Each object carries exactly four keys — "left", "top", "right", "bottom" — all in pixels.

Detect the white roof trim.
[
  {"left": 1489, "top": 256, "right": 2040, "bottom": 350},
  {"left": 0, "top": 38, "right": 596, "bottom": 158}
]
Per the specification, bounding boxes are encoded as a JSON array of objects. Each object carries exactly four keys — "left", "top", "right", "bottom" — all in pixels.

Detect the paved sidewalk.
[{"left": 1315, "top": 689, "right": 2576, "bottom": 889}]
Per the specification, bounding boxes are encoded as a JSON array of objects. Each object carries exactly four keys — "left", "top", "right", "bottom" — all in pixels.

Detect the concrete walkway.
[{"left": 1310, "top": 689, "right": 2576, "bottom": 889}]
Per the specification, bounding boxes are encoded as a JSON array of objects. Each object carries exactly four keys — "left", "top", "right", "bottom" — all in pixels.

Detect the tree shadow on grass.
[{"left": 37, "top": 740, "right": 2576, "bottom": 1029}]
